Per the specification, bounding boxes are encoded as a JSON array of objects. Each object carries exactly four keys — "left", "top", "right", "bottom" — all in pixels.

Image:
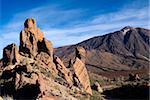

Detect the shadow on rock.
[{"left": 14, "top": 83, "right": 41, "bottom": 99}]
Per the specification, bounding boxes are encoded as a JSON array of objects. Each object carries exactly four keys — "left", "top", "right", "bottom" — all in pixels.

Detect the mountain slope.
[{"left": 55, "top": 26, "right": 150, "bottom": 74}]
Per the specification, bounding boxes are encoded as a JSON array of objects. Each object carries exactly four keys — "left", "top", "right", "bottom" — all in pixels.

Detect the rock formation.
[
  {"left": 71, "top": 47, "right": 92, "bottom": 95},
  {"left": 53, "top": 55, "right": 73, "bottom": 87},
  {"left": 19, "top": 18, "right": 53, "bottom": 58},
  {"left": 0, "top": 18, "right": 92, "bottom": 99},
  {"left": 2, "top": 43, "right": 20, "bottom": 66},
  {"left": 19, "top": 18, "right": 57, "bottom": 77}
]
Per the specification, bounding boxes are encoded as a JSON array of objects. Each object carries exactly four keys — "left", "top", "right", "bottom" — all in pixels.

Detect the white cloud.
[{"left": 92, "top": 8, "right": 147, "bottom": 24}]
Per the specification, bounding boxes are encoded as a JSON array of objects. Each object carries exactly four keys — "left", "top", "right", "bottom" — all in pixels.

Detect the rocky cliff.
[{"left": 0, "top": 18, "right": 92, "bottom": 99}]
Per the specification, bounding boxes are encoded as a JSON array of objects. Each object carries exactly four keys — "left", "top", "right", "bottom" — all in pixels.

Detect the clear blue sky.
[{"left": 0, "top": 0, "right": 149, "bottom": 57}]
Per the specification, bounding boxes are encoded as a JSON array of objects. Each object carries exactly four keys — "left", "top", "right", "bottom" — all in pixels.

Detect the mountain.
[{"left": 55, "top": 26, "right": 150, "bottom": 75}]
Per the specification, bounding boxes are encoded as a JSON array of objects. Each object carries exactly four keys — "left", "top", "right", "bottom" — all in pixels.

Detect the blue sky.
[{"left": 0, "top": 0, "right": 149, "bottom": 57}]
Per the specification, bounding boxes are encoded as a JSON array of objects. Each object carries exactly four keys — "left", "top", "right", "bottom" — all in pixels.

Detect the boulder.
[
  {"left": 92, "top": 82, "right": 103, "bottom": 93},
  {"left": 2, "top": 43, "right": 20, "bottom": 66},
  {"left": 134, "top": 73, "right": 140, "bottom": 81},
  {"left": 129, "top": 73, "right": 140, "bottom": 81}
]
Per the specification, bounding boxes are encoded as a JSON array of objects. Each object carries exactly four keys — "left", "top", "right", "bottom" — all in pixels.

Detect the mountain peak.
[
  {"left": 121, "top": 26, "right": 134, "bottom": 35},
  {"left": 122, "top": 26, "right": 133, "bottom": 29},
  {"left": 24, "top": 18, "right": 36, "bottom": 29},
  {"left": 55, "top": 26, "right": 149, "bottom": 73}
]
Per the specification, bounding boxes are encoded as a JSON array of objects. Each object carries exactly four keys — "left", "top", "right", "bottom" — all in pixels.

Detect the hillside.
[{"left": 55, "top": 26, "right": 150, "bottom": 75}]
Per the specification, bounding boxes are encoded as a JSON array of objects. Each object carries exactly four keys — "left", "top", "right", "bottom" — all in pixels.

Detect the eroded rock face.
[
  {"left": 0, "top": 18, "right": 92, "bottom": 99},
  {"left": 19, "top": 18, "right": 51, "bottom": 58},
  {"left": 36, "top": 52, "right": 58, "bottom": 77},
  {"left": 72, "top": 47, "right": 92, "bottom": 95},
  {"left": 3, "top": 43, "right": 20, "bottom": 66},
  {"left": 19, "top": 18, "right": 57, "bottom": 76},
  {"left": 37, "top": 38, "right": 53, "bottom": 58},
  {"left": 75, "top": 47, "right": 86, "bottom": 63},
  {"left": 53, "top": 55, "right": 73, "bottom": 87}
]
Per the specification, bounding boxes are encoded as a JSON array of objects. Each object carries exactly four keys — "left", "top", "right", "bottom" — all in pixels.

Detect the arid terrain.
[{"left": 0, "top": 18, "right": 149, "bottom": 100}]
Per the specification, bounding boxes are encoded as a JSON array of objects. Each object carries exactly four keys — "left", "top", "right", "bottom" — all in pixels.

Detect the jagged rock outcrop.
[
  {"left": 53, "top": 55, "right": 73, "bottom": 87},
  {"left": 71, "top": 47, "right": 92, "bottom": 95},
  {"left": 0, "top": 18, "right": 92, "bottom": 99},
  {"left": 36, "top": 52, "right": 58, "bottom": 77},
  {"left": 0, "top": 58, "right": 77, "bottom": 99},
  {"left": 2, "top": 43, "right": 20, "bottom": 66},
  {"left": 75, "top": 47, "right": 86, "bottom": 63},
  {"left": 19, "top": 18, "right": 57, "bottom": 77},
  {"left": 19, "top": 18, "right": 53, "bottom": 58}
]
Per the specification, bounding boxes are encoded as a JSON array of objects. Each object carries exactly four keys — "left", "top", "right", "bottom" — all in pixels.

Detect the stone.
[
  {"left": 37, "top": 74, "right": 47, "bottom": 96},
  {"left": 19, "top": 18, "right": 57, "bottom": 77},
  {"left": 53, "top": 55, "right": 73, "bottom": 87},
  {"left": 72, "top": 47, "right": 92, "bottom": 95},
  {"left": 39, "top": 96, "right": 58, "bottom": 100},
  {"left": 2, "top": 43, "right": 20, "bottom": 66},
  {"left": 75, "top": 47, "right": 86, "bottom": 63},
  {"left": 129, "top": 73, "right": 140, "bottom": 81},
  {"left": 36, "top": 52, "right": 58, "bottom": 77},
  {"left": 19, "top": 28, "right": 38, "bottom": 57},
  {"left": 19, "top": 18, "right": 47, "bottom": 58},
  {"left": 92, "top": 82, "right": 103, "bottom": 93},
  {"left": 134, "top": 73, "right": 140, "bottom": 81},
  {"left": 72, "top": 58, "right": 92, "bottom": 95},
  {"left": 37, "top": 38, "right": 53, "bottom": 58}
]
